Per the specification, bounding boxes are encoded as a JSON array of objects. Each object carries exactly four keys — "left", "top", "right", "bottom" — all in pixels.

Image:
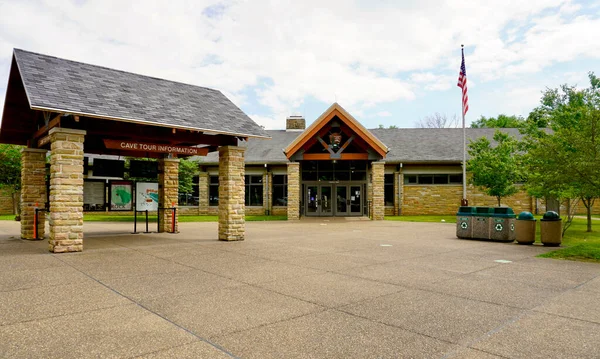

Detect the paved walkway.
[{"left": 1, "top": 219, "right": 599, "bottom": 358}]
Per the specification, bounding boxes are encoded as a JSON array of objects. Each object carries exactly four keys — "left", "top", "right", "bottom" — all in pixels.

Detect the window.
[
  {"left": 384, "top": 174, "right": 394, "bottom": 207},
  {"left": 272, "top": 175, "right": 287, "bottom": 206},
  {"left": 245, "top": 175, "right": 263, "bottom": 206},
  {"left": 404, "top": 174, "right": 463, "bottom": 185},
  {"left": 178, "top": 175, "right": 199, "bottom": 206},
  {"left": 209, "top": 176, "right": 219, "bottom": 206}
]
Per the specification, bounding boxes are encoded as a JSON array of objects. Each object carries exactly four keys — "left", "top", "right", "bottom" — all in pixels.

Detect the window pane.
[
  {"left": 251, "top": 175, "right": 262, "bottom": 184},
  {"left": 273, "top": 175, "right": 286, "bottom": 185},
  {"left": 419, "top": 175, "right": 433, "bottom": 184},
  {"left": 273, "top": 185, "right": 287, "bottom": 206},
  {"left": 384, "top": 183, "right": 394, "bottom": 207},
  {"left": 351, "top": 171, "right": 366, "bottom": 181},
  {"left": 210, "top": 176, "right": 219, "bottom": 184},
  {"left": 404, "top": 175, "right": 417, "bottom": 184},
  {"left": 449, "top": 174, "right": 463, "bottom": 184},
  {"left": 433, "top": 174, "right": 448, "bottom": 184},
  {"left": 335, "top": 171, "right": 350, "bottom": 181},
  {"left": 247, "top": 185, "right": 263, "bottom": 206},
  {"left": 209, "top": 185, "right": 219, "bottom": 206},
  {"left": 384, "top": 174, "right": 394, "bottom": 184}
]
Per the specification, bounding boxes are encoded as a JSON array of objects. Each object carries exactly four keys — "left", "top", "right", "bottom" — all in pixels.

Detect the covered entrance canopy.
[
  {"left": 283, "top": 103, "right": 389, "bottom": 218},
  {"left": 1, "top": 49, "right": 269, "bottom": 252}
]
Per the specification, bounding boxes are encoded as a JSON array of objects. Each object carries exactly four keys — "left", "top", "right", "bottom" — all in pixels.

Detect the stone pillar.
[
  {"left": 218, "top": 146, "right": 245, "bottom": 241},
  {"left": 264, "top": 172, "right": 272, "bottom": 215},
  {"left": 48, "top": 128, "right": 85, "bottom": 253},
  {"left": 20, "top": 148, "right": 48, "bottom": 240},
  {"left": 198, "top": 172, "right": 209, "bottom": 215},
  {"left": 393, "top": 171, "right": 400, "bottom": 216},
  {"left": 158, "top": 158, "right": 179, "bottom": 233},
  {"left": 371, "top": 161, "right": 385, "bottom": 220},
  {"left": 287, "top": 162, "right": 300, "bottom": 220}
]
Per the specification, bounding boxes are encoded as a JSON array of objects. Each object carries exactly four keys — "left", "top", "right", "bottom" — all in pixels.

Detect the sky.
[{"left": 0, "top": 0, "right": 598, "bottom": 130}]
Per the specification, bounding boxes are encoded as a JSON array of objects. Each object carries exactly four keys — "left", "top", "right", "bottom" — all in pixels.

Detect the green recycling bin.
[
  {"left": 472, "top": 207, "right": 493, "bottom": 240},
  {"left": 541, "top": 211, "right": 562, "bottom": 246},
  {"left": 456, "top": 206, "right": 475, "bottom": 239},
  {"left": 515, "top": 211, "right": 536, "bottom": 245},
  {"left": 489, "top": 207, "right": 516, "bottom": 242}
]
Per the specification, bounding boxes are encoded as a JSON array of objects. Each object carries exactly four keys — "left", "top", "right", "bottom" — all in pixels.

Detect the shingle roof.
[
  {"left": 12, "top": 49, "right": 269, "bottom": 138},
  {"left": 196, "top": 128, "right": 523, "bottom": 165}
]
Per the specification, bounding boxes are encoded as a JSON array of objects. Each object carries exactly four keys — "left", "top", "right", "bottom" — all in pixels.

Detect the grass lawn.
[{"left": 538, "top": 217, "right": 600, "bottom": 262}]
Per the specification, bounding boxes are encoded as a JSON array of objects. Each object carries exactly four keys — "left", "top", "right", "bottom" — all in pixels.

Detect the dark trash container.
[
  {"left": 540, "top": 211, "right": 562, "bottom": 246},
  {"left": 456, "top": 206, "right": 475, "bottom": 239},
  {"left": 489, "top": 207, "right": 516, "bottom": 242},
  {"left": 515, "top": 211, "right": 536, "bottom": 245}
]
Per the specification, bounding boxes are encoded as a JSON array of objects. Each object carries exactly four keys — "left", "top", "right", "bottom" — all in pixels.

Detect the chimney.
[{"left": 286, "top": 115, "right": 305, "bottom": 131}]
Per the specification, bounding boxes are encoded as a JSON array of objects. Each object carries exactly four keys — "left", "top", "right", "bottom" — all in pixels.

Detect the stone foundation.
[
  {"left": 20, "top": 148, "right": 47, "bottom": 240},
  {"left": 218, "top": 146, "right": 245, "bottom": 241},
  {"left": 48, "top": 128, "right": 85, "bottom": 253}
]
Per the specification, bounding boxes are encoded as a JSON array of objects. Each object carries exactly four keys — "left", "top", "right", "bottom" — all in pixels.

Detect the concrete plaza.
[{"left": 1, "top": 219, "right": 599, "bottom": 358}]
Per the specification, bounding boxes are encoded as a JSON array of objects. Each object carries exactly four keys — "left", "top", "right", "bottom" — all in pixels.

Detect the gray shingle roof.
[
  {"left": 196, "top": 128, "right": 523, "bottom": 165},
  {"left": 13, "top": 49, "right": 269, "bottom": 138}
]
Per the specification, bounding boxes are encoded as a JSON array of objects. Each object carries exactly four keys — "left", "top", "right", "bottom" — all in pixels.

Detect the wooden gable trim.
[{"left": 284, "top": 103, "right": 388, "bottom": 159}]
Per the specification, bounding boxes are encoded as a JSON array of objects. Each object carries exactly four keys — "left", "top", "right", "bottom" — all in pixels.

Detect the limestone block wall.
[
  {"left": 371, "top": 162, "right": 385, "bottom": 220},
  {"left": 20, "top": 149, "right": 47, "bottom": 239},
  {"left": 48, "top": 128, "right": 85, "bottom": 253},
  {"left": 0, "top": 188, "right": 17, "bottom": 215},
  {"left": 218, "top": 146, "right": 245, "bottom": 241},
  {"left": 158, "top": 158, "right": 179, "bottom": 233},
  {"left": 287, "top": 162, "right": 300, "bottom": 220},
  {"left": 401, "top": 184, "right": 534, "bottom": 215},
  {"left": 198, "top": 172, "right": 209, "bottom": 215}
]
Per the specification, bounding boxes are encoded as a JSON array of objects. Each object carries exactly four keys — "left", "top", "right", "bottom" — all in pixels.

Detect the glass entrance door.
[
  {"left": 336, "top": 186, "right": 348, "bottom": 215},
  {"left": 305, "top": 185, "right": 333, "bottom": 216},
  {"left": 349, "top": 185, "right": 362, "bottom": 215}
]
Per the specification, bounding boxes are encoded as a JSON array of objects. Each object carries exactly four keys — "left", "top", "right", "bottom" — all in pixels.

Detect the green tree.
[
  {"left": 522, "top": 72, "right": 600, "bottom": 232},
  {"left": 178, "top": 158, "right": 198, "bottom": 197},
  {"left": 467, "top": 130, "right": 523, "bottom": 206},
  {"left": 471, "top": 114, "right": 525, "bottom": 128},
  {"left": 0, "top": 144, "right": 23, "bottom": 219}
]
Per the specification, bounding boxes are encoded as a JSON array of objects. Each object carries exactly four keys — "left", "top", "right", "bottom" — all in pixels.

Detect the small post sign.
[{"left": 103, "top": 139, "right": 208, "bottom": 156}]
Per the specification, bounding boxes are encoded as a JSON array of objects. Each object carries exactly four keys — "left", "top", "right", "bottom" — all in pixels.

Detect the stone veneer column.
[
  {"left": 198, "top": 172, "right": 209, "bottom": 215},
  {"left": 393, "top": 172, "right": 400, "bottom": 216},
  {"left": 48, "top": 128, "right": 85, "bottom": 253},
  {"left": 371, "top": 161, "right": 385, "bottom": 220},
  {"left": 264, "top": 172, "right": 272, "bottom": 215},
  {"left": 218, "top": 146, "right": 245, "bottom": 241},
  {"left": 286, "top": 162, "right": 300, "bottom": 220},
  {"left": 158, "top": 158, "right": 179, "bottom": 233},
  {"left": 20, "top": 148, "right": 48, "bottom": 240}
]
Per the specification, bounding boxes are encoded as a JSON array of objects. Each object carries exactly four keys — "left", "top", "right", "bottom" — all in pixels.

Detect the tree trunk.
[
  {"left": 497, "top": 196, "right": 501, "bottom": 207},
  {"left": 11, "top": 190, "right": 20, "bottom": 221},
  {"left": 581, "top": 197, "right": 594, "bottom": 233}
]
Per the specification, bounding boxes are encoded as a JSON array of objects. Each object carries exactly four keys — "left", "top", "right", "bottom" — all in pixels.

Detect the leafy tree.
[
  {"left": 377, "top": 124, "right": 399, "bottom": 129},
  {"left": 471, "top": 114, "right": 525, "bottom": 128},
  {"left": 415, "top": 113, "right": 459, "bottom": 128},
  {"left": 522, "top": 72, "right": 600, "bottom": 232},
  {"left": 467, "top": 130, "right": 523, "bottom": 206},
  {"left": 0, "top": 144, "right": 23, "bottom": 219},
  {"left": 178, "top": 158, "right": 198, "bottom": 197}
]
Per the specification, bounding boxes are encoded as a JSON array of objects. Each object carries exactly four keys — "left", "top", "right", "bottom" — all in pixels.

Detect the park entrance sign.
[{"left": 0, "top": 49, "right": 269, "bottom": 252}]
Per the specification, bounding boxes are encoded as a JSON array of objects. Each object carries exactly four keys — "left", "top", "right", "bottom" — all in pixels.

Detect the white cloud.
[{"left": 0, "top": 0, "right": 598, "bottom": 124}]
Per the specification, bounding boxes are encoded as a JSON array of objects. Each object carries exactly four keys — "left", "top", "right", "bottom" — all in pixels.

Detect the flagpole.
[{"left": 461, "top": 44, "right": 467, "bottom": 206}]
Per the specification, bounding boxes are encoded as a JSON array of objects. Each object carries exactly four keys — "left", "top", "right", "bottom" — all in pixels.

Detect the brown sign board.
[{"left": 103, "top": 139, "right": 208, "bottom": 156}]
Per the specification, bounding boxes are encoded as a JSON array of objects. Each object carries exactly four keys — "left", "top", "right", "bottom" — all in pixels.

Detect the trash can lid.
[
  {"left": 541, "top": 211, "right": 561, "bottom": 221},
  {"left": 517, "top": 211, "right": 535, "bottom": 220}
]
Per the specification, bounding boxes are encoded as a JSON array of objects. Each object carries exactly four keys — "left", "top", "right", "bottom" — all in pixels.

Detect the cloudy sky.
[{"left": 0, "top": 0, "right": 598, "bottom": 129}]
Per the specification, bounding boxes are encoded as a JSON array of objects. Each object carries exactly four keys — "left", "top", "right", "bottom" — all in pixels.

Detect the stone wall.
[
  {"left": 218, "top": 146, "right": 245, "bottom": 241},
  {"left": 48, "top": 128, "right": 85, "bottom": 253},
  {"left": 198, "top": 172, "right": 209, "bottom": 215},
  {"left": 20, "top": 149, "right": 47, "bottom": 240},
  {"left": 371, "top": 162, "right": 385, "bottom": 220},
  {"left": 158, "top": 158, "right": 179, "bottom": 233},
  {"left": 0, "top": 188, "right": 16, "bottom": 215},
  {"left": 287, "top": 162, "right": 300, "bottom": 220},
  {"left": 402, "top": 183, "right": 533, "bottom": 215}
]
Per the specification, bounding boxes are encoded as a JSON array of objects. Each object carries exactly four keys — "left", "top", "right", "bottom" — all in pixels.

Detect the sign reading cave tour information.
[
  {"left": 103, "top": 140, "right": 209, "bottom": 156},
  {"left": 136, "top": 182, "right": 159, "bottom": 211},
  {"left": 110, "top": 181, "right": 133, "bottom": 211}
]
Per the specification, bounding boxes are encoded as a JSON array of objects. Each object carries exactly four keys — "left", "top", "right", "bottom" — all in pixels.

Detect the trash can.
[
  {"left": 540, "top": 211, "right": 562, "bottom": 246},
  {"left": 489, "top": 207, "right": 516, "bottom": 242},
  {"left": 515, "top": 211, "right": 536, "bottom": 245},
  {"left": 456, "top": 206, "right": 474, "bottom": 239},
  {"left": 472, "top": 207, "right": 493, "bottom": 240}
]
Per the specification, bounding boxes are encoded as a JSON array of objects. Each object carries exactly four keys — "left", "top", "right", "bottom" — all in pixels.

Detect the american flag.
[{"left": 457, "top": 48, "right": 469, "bottom": 117}]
